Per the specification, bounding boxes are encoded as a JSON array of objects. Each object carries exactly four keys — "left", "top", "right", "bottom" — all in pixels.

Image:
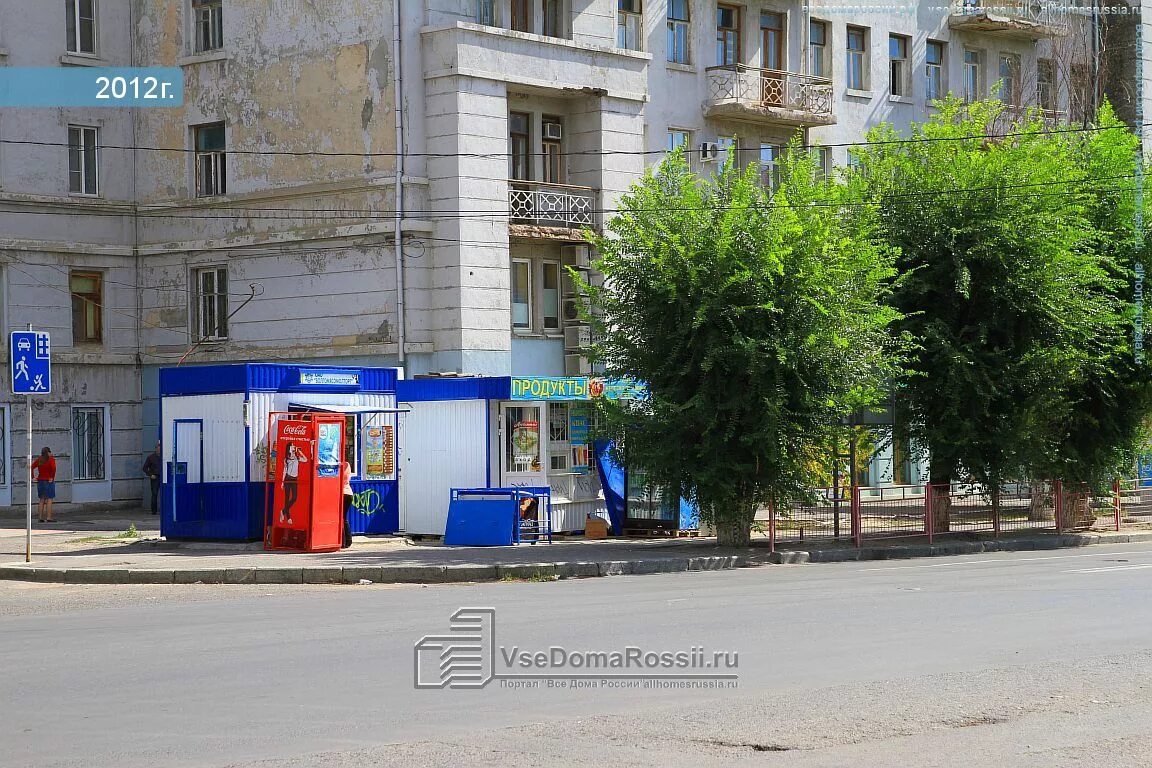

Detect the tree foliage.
[{"left": 583, "top": 148, "right": 901, "bottom": 546}]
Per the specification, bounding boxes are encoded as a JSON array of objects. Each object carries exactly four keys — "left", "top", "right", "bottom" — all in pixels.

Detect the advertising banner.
[
  {"left": 271, "top": 419, "right": 314, "bottom": 531},
  {"left": 364, "top": 424, "right": 395, "bottom": 480}
]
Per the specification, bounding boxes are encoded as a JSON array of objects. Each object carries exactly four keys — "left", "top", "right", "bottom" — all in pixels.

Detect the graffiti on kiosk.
[{"left": 352, "top": 488, "right": 383, "bottom": 516}]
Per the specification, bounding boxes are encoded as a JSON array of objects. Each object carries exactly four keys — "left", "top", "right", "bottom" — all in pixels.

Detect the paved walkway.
[{"left": 2, "top": 507, "right": 1150, "bottom": 584}]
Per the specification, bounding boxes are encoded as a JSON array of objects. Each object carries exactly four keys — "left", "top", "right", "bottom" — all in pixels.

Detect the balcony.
[
  {"left": 509, "top": 181, "right": 597, "bottom": 239},
  {"left": 705, "top": 66, "right": 835, "bottom": 127},
  {"left": 948, "top": 0, "right": 1070, "bottom": 39}
]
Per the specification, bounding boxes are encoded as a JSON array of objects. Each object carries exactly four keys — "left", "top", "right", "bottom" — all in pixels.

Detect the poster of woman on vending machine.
[{"left": 280, "top": 442, "right": 309, "bottom": 525}]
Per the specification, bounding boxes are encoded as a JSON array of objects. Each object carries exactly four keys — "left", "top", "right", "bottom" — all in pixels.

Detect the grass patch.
[
  {"left": 67, "top": 524, "right": 140, "bottom": 545},
  {"left": 499, "top": 570, "right": 559, "bottom": 583}
]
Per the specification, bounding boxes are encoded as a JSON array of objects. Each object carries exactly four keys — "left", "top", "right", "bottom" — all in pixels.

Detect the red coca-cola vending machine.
[{"left": 265, "top": 412, "right": 345, "bottom": 552}]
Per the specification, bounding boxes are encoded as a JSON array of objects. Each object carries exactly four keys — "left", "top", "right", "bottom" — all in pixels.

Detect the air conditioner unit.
[
  {"left": 543, "top": 121, "right": 563, "bottom": 141},
  {"left": 562, "top": 298, "right": 582, "bottom": 322},
  {"left": 587, "top": 270, "right": 606, "bottom": 289},
  {"left": 563, "top": 323, "right": 591, "bottom": 351},
  {"left": 561, "top": 244, "right": 590, "bottom": 269},
  {"left": 564, "top": 353, "right": 592, "bottom": 376},
  {"left": 700, "top": 142, "right": 720, "bottom": 162}
]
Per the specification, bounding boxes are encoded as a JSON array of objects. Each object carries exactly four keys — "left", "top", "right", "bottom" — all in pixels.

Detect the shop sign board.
[
  {"left": 298, "top": 369, "right": 361, "bottom": 388},
  {"left": 510, "top": 376, "right": 647, "bottom": 402}
]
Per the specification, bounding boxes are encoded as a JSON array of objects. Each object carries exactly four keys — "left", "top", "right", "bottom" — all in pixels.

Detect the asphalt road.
[{"left": 3, "top": 543, "right": 1152, "bottom": 767}]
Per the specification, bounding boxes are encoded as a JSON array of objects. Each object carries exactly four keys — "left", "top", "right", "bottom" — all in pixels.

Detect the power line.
[{"left": 0, "top": 120, "right": 1144, "bottom": 159}]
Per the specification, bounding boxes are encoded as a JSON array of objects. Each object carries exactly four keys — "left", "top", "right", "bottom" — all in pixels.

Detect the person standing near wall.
[
  {"left": 340, "top": 460, "right": 354, "bottom": 549},
  {"left": 31, "top": 447, "right": 56, "bottom": 523},
  {"left": 142, "top": 442, "right": 162, "bottom": 515}
]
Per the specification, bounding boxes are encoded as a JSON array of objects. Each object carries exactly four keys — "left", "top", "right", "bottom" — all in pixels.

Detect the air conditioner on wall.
[
  {"left": 563, "top": 323, "right": 591, "bottom": 351},
  {"left": 564, "top": 354, "right": 592, "bottom": 376},
  {"left": 562, "top": 298, "right": 582, "bottom": 322},
  {"left": 561, "top": 244, "right": 590, "bottom": 269},
  {"left": 700, "top": 142, "right": 720, "bottom": 162},
  {"left": 543, "top": 121, "right": 563, "bottom": 141}
]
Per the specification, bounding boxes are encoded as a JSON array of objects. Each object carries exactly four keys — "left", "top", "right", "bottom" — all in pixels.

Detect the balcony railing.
[
  {"left": 509, "top": 181, "right": 596, "bottom": 229},
  {"left": 949, "top": 0, "right": 1070, "bottom": 37},
  {"left": 705, "top": 65, "right": 834, "bottom": 126}
]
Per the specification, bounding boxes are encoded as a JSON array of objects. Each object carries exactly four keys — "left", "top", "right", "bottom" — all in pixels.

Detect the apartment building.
[{"left": 0, "top": 1, "right": 1133, "bottom": 507}]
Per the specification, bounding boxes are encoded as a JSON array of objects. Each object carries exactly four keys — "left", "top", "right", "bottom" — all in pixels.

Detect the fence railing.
[
  {"left": 705, "top": 65, "right": 833, "bottom": 121},
  {"left": 509, "top": 180, "right": 596, "bottom": 228},
  {"left": 762, "top": 478, "right": 1140, "bottom": 550}
]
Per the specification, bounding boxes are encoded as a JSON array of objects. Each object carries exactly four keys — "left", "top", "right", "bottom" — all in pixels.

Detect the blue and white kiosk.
[{"left": 159, "top": 363, "right": 401, "bottom": 541}]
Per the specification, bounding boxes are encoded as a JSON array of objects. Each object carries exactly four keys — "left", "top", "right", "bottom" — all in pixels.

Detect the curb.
[{"left": 1, "top": 532, "right": 1148, "bottom": 585}]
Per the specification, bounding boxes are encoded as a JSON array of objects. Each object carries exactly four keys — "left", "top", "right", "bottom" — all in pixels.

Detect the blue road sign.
[{"left": 10, "top": 331, "right": 51, "bottom": 394}]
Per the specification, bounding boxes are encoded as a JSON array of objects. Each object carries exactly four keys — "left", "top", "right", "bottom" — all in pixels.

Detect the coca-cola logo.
[{"left": 281, "top": 423, "right": 309, "bottom": 436}]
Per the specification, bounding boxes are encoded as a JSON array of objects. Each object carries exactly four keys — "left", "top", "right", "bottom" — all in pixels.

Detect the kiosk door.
[
  {"left": 170, "top": 419, "right": 204, "bottom": 523},
  {"left": 499, "top": 402, "right": 548, "bottom": 489}
]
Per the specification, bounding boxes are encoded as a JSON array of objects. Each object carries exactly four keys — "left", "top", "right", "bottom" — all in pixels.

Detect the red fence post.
[
  {"left": 851, "top": 484, "right": 862, "bottom": 548},
  {"left": 1054, "top": 480, "right": 1063, "bottom": 534},
  {"left": 1113, "top": 478, "right": 1122, "bottom": 532},
  {"left": 924, "top": 483, "right": 933, "bottom": 545}
]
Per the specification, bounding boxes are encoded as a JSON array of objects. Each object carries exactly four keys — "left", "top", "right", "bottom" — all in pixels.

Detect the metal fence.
[{"left": 760, "top": 478, "right": 1145, "bottom": 550}]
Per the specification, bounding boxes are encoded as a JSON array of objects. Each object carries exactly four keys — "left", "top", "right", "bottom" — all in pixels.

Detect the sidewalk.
[{"left": 1, "top": 510, "right": 1150, "bottom": 585}]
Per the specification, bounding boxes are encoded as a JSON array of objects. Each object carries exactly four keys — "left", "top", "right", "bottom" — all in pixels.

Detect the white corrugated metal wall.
[
  {"left": 399, "top": 399, "right": 488, "bottom": 535},
  {"left": 161, "top": 394, "right": 246, "bottom": 482}
]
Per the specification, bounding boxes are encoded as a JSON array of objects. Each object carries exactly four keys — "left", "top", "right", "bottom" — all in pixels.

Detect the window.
[
  {"left": 761, "top": 12, "right": 784, "bottom": 71},
  {"left": 344, "top": 415, "right": 358, "bottom": 474},
  {"left": 998, "top": 53, "right": 1020, "bottom": 105},
  {"left": 847, "top": 26, "right": 868, "bottom": 90},
  {"left": 816, "top": 147, "right": 832, "bottom": 180},
  {"left": 618, "top": 0, "right": 642, "bottom": 50},
  {"left": 667, "top": 0, "right": 689, "bottom": 64},
  {"left": 542, "top": 116, "right": 563, "bottom": 184},
  {"left": 889, "top": 34, "right": 909, "bottom": 97},
  {"left": 716, "top": 135, "right": 736, "bottom": 166},
  {"left": 509, "top": 112, "right": 531, "bottom": 181},
  {"left": 510, "top": 0, "right": 530, "bottom": 33},
  {"left": 476, "top": 0, "right": 497, "bottom": 26},
  {"left": 70, "top": 271, "right": 102, "bottom": 344},
  {"left": 760, "top": 144, "right": 782, "bottom": 190},
  {"left": 67, "top": 126, "right": 99, "bottom": 195},
  {"left": 505, "top": 405, "right": 541, "bottom": 473},
  {"left": 193, "top": 266, "right": 228, "bottom": 340},
  {"left": 512, "top": 259, "right": 531, "bottom": 330},
  {"left": 549, "top": 403, "right": 570, "bottom": 471},
  {"left": 1037, "top": 58, "right": 1055, "bottom": 111},
  {"left": 667, "top": 128, "right": 690, "bottom": 154},
  {"left": 193, "top": 122, "right": 226, "bottom": 197},
  {"left": 716, "top": 5, "right": 740, "bottom": 67},
  {"left": 192, "top": 0, "right": 222, "bottom": 53},
  {"left": 72, "top": 407, "right": 106, "bottom": 481},
  {"left": 809, "top": 20, "right": 828, "bottom": 78},
  {"left": 542, "top": 0, "right": 563, "bottom": 38},
  {"left": 1070, "top": 63, "right": 1090, "bottom": 122},
  {"left": 541, "top": 261, "right": 560, "bottom": 331},
  {"left": 926, "top": 40, "right": 945, "bottom": 102},
  {"left": 66, "top": 0, "right": 96, "bottom": 55},
  {"left": 963, "top": 49, "right": 981, "bottom": 103}
]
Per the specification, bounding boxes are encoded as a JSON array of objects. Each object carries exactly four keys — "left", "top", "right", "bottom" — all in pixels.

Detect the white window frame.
[
  {"left": 193, "top": 122, "right": 226, "bottom": 197},
  {"left": 66, "top": 0, "right": 97, "bottom": 55},
  {"left": 667, "top": 128, "right": 691, "bottom": 154},
  {"left": 809, "top": 19, "right": 829, "bottom": 78},
  {"left": 191, "top": 0, "right": 223, "bottom": 53},
  {"left": 68, "top": 125, "right": 99, "bottom": 196},
  {"left": 998, "top": 52, "right": 1021, "bottom": 106},
  {"left": 618, "top": 0, "right": 643, "bottom": 51},
  {"left": 926, "top": 40, "right": 945, "bottom": 102},
  {"left": 847, "top": 26, "right": 869, "bottom": 91},
  {"left": 476, "top": 0, "right": 497, "bottom": 26},
  {"left": 193, "top": 265, "right": 229, "bottom": 341},
  {"left": 667, "top": 0, "right": 690, "bottom": 64},
  {"left": 512, "top": 258, "right": 532, "bottom": 331},
  {"left": 1037, "top": 57, "right": 1055, "bottom": 112},
  {"left": 964, "top": 48, "right": 982, "bottom": 103},
  {"left": 889, "top": 34, "right": 910, "bottom": 97},
  {"left": 548, "top": 401, "right": 571, "bottom": 472},
  {"left": 71, "top": 405, "right": 108, "bottom": 482},
  {"left": 760, "top": 143, "right": 783, "bottom": 191},
  {"left": 541, "top": 259, "right": 561, "bottom": 332}
]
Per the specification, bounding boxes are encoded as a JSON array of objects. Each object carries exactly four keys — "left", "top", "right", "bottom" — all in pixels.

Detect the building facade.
[{"left": 0, "top": 0, "right": 1134, "bottom": 508}]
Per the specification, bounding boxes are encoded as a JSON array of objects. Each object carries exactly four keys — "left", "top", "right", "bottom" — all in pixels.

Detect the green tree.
[
  {"left": 854, "top": 98, "right": 1134, "bottom": 529},
  {"left": 582, "top": 148, "right": 901, "bottom": 546}
]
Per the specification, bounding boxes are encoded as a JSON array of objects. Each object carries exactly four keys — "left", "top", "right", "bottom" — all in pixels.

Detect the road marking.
[
  {"left": 859, "top": 549, "right": 1152, "bottom": 572},
  {"left": 1064, "top": 564, "right": 1152, "bottom": 574}
]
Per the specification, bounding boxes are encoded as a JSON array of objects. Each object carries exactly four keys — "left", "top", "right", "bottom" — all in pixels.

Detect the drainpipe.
[{"left": 392, "top": 0, "right": 406, "bottom": 368}]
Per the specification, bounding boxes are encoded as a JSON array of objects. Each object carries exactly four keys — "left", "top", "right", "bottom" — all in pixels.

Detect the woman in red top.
[{"left": 31, "top": 447, "right": 56, "bottom": 523}]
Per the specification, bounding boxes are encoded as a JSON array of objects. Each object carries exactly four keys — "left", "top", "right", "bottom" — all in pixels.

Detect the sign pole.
[{"left": 25, "top": 393, "right": 31, "bottom": 562}]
